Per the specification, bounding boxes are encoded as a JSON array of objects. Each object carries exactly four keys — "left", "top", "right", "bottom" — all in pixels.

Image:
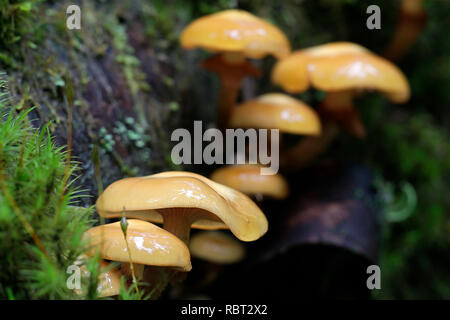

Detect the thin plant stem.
[{"left": 56, "top": 76, "right": 74, "bottom": 219}]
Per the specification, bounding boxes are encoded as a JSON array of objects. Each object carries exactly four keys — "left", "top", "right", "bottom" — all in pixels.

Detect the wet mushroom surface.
[{"left": 0, "top": 0, "right": 447, "bottom": 301}]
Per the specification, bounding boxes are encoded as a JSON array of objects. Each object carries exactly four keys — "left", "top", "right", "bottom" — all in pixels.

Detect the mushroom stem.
[
  {"left": 321, "top": 91, "right": 354, "bottom": 111},
  {"left": 202, "top": 54, "right": 261, "bottom": 131},
  {"left": 321, "top": 91, "right": 365, "bottom": 139},
  {"left": 383, "top": 0, "right": 427, "bottom": 61},
  {"left": 254, "top": 193, "right": 264, "bottom": 204}
]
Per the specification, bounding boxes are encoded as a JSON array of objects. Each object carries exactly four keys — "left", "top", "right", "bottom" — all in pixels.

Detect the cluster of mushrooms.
[{"left": 82, "top": 9, "right": 411, "bottom": 298}]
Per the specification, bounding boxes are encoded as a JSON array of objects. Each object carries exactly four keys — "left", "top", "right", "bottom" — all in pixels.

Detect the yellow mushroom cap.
[
  {"left": 229, "top": 93, "right": 321, "bottom": 135},
  {"left": 302, "top": 42, "right": 370, "bottom": 57},
  {"left": 180, "top": 9, "right": 291, "bottom": 59},
  {"left": 96, "top": 171, "right": 268, "bottom": 242},
  {"left": 84, "top": 220, "right": 192, "bottom": 272},
  {"left": 272, "top": 42, "right": 410, "bottom": 103},
  {"left": 76, "top": 259, "right": 122, "bottom": 298},
  {"left": 210, "top": 164, "right": 289, "bottom": 199},
  {"left": 97, "top": 261, "right": 122, "bottom": 297},
  {"left": 190, "top": 231, "right": 246, "bottom": 264}
]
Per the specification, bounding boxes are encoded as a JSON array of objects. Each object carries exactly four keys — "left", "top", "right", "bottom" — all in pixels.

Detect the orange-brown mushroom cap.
[
  {"left": 272, "top": 42, "right": 410, "bottom": 103},
  {"left": 84, "top": 220, "right": 192, "bottom": 271},
  {"left": 210, "top": 164, "right": 289, "bottom": 199},
  {"left": 229, "top": 93, "right": 321, "bottom": 135},
  {"left": 180, "top": 9, "right": 291, "bottom": 59},
  {"left": 96, "top": 171, "right": 268, "bottom": 242},
  {"left": 190, "top": 231, "right": 246, "bottom": 264}
]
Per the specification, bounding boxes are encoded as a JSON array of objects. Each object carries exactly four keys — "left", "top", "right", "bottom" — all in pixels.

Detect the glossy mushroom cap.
[
  {"left": 97, "top": 261, "right": 123, "bottom": 297},
  {"left": 84, "top": 220, "right": 192, "bottom": 272},
  {"left": 76, "top": 259, "right": 122, "bottom": 297},
  {"left": 272, "top": 42, "right": 410, "bottom": 103},
  {"left": 229, "top": 93, "right": 321, "bottom": 135},
  {"left": 210, "top": 164, "right": 289, "bottom": 199},
  {"left": 96, "top": 171, "right": 268, "bottom": 242},
  {"left": 403, "top": 0, "right": 424, "bottom": 13},
  {"left": 190, "top": 231, "right": 246, "bottom": 264},
  {"left": 180, "top": 9, "right": 291, "bottom": 59}
]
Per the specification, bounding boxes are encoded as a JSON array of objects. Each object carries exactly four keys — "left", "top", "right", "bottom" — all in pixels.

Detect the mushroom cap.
[
  {"left": 229, "top": 93, "right": 321, "bottom": 135},
  {"left": 272, "top": 42, "right": 410, "bottom": 103},
  {"left": 202, "top": 54, "right": 262, "bottom": 84},
  {"left": 96, "top": 171, "right": 268, "bottom": 242},
  {"left": 180, "top": 9, "right": 290, "bottom": 59},
  {"left": 84, "top": 220, "right": 192, "bottom": 271},
  {"left": 190, "top": 231, "right": 246, "bottom": 264},
  {"left": 210, "top": 164, "right": 289, "bottom": 199}
]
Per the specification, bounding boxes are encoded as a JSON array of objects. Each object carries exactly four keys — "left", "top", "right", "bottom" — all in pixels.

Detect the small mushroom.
[
  {"left": 84, "top": 219, "right": 192, "bottom": 285},
  {"left": 189, "top": 231, "right": 246, "bottom": 287},
  {"left": 180, "top": 10, "right": 290, "bottom": 130},
  {"left": 96, "top": 171, "right": 268, "bottom": 244},
  {"left": 190, "top": 231, "right": 246, "bottom": 265},
  {"left": 76, "top": 259, "right": 123, "bottom": 298},
  {"left": 210, "top": 164, "right": 289, "bottom": 201},
  {"left": 229, "top": 93, "right": 321, "bottom": 136}
]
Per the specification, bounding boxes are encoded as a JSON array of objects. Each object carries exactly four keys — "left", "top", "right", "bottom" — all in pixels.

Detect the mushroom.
[
  {"left": 383, "top": 0, "right": 427, "bottom": 61},
  {"left": 180, "top": 9, "right": 291, "bottom": 130},
  {"left": 96, "top": 171, "right": 268, "bottom": 244},
  {"left": 76, "top": 259, "right": 123, "bottom": 298},
  {"left": 189, "top": 230, "right": 246, "bottom": 287},
  {"left": 271, "top": 42, "right": 410, "bottom": 169},
  {"left": 210, "top": 164, "right": 289, "bottom": 201},
  {"left": 228, "top": 93, "right": 322, "bottom": 165},
  {"left": 84, "top": 219, "right": 192, "bottom": 294},
  {"left": 272, "top": 42, "right": 410, "bottom": 135},
  {"left": 263, "top": 163, "right": 379, "bottom": 264}
]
